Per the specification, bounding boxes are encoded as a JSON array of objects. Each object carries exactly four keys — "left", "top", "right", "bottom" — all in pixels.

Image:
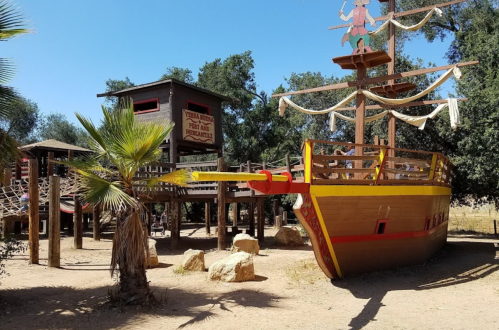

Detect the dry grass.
[
  {"left": 449, "top": 201, "right": 498, "bottom": 234},
  {"left": 285, "top": 259, "right": 328, "bottom": 286},
  {"left": 172, "top": 264, "right": 189, "bottom": 275}
]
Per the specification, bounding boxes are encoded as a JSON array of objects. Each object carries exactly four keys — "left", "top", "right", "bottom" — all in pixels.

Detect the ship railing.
[{"left": 304, "top": 139, "right": 453, "bottom": 187}]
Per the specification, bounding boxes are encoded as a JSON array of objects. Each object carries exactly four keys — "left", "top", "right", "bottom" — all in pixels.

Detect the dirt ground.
[{"left": 1, "top": 225, "right": 498, "bottom": 330}]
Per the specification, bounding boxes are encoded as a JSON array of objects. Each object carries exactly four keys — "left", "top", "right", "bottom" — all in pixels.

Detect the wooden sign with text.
[{"left": 182, "top": 109, "right": 215, "bottom": 144}]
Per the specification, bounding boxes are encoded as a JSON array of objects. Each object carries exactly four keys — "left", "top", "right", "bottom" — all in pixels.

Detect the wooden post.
[
  {"left": 273, "top": 199, "right": 279, "bottom": 225},
  {"left": 205, "top": 202, "right": 210, "bottom": 234},
  {"left": 15, "top": 161, "right": 21, "bottom": 180},
  {"left": 257, "top": 197, "right": 264, "bottom": 243},
  {"left": 217, "top": 157, "right": 227, "bottom": 250},
  {"left": 232, "top": 202, "right": 238, "bottom": 233},
  {"left": 28, "top": 159, "right": 39, "bottom": 264},
  {"left": 494, "top": 220, "right": 497, "bottom": 236},
  {"left": 170, "top": 201, "right": 179, "bottom": 249},
  {"left": 355, "top": 65, "right": 367, "bottom": 179},
  {"left": 283, "top": 211, "right": 288, "bottom": 226},
  {"left": 3, "top": 168, "right": 11, "bottom": 187},
  {"left": 73, "top": 196, "right": 82, "bottom": 249},
  {"left": 47, "top": 152, "right": 54, "bottom": 177},
  {"left": 93, "top": 203, "right": 100, "bottom": 241},
  {"left": 147, "top": 203, "right": 152, "bottom": 236},
  {"left": 83, "top": 213, "right": 89, "bottom": 230},
  {"left": 176, "top": 202, "right": 182, "bottom": 240},
  {"left": 248, "top": 202, "right": 255, "bottom": 237},
  {"left": 67, "top": 210, "right": 74, "bottom": 236},
  {"left": 48, "top": 175, "right": 60, "bottom": 268},
  {"left": 275, "top": 215, "right": 282, "bottom": 230}
]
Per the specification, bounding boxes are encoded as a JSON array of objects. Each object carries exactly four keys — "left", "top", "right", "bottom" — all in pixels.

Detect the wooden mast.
[{"left": 387, "top": 0, "right": 396, "bottom": 154}]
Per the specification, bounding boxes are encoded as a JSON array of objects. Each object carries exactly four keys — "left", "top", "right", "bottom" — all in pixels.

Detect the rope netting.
[{"left": 0, "top": 176, "right": 78, "bottom": 217}]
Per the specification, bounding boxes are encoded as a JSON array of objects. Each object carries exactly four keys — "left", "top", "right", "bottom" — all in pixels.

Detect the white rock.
[
  {"left": 208, "top": 252, "right": 255, "bottom": 282},
  {"left": 147, "top": 239, "right": 159, "bottom": 268},
  {"left": 182, "top": 249, "right": 205, "bottom": 271},
  {"left": 230, "top": 233, "right": 260, "bottom": 255}
]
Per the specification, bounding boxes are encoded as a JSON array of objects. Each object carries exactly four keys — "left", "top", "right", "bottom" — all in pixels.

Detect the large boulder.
[
  {"left": 230, "top": 233, "right": 259, "bottom": 255},
  {"left": 208, "top": 252, "right": 255, "bottom": 282},
  {"left": 275, "top": 227, "right": 304, "bottom": 246},
  {"left": 147, "top": 239, "right": 159, "bottom": 268},
  {"left": 182, "top": 249, "right": 205, "bottom": 271}
]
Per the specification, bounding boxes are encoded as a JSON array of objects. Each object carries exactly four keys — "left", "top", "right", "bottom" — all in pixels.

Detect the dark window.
[
  {"left": 133, "top": 98, "right": 159, "bottom": 113},
  {"left": 375, "top": 220, "right": 388, "bottom": 234},
  {"left": 187, "top": 101, "right": 209, "bottom": 115}
]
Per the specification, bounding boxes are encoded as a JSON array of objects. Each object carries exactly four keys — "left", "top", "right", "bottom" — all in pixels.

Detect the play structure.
[
  {"left": 192, "top": 0, "right": 474, "bottom": 278},
  {"left": 0, "top": 140, "right": 93, "bottom": 237},
  {"left": 97, "top": 79, "right": 274, "bottom": 250}
]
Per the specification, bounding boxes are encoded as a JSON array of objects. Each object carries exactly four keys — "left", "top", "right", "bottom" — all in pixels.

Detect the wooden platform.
[
  {"left": 369, "top": 82, "right": 416, "bottom": 95},
  {"left": 332, "top": 51, "right": 392, "bottom": 70}
]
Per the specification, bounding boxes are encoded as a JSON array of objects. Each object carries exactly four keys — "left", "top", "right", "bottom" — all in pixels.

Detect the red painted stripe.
[{"left": 330, "top": 220, "right": 448, "bottom": 244}]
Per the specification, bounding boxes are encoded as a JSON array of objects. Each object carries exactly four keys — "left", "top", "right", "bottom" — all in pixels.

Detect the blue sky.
[{"left": 4, "top": 0, "right": 453, "bottom": 126}]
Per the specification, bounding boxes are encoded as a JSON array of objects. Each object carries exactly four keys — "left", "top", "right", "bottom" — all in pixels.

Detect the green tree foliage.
[
  {"left": 442, "top": 1, "right": 499, "bottom": 202},
  {"left": 159, "top": 66, "right": 195, "bottom": 84},
  {"left": 197, "top": 51, "right": 296, "bottom": 164},
  {"left": 103, "top": 77, "right": 135, "bottom": 110},
  {"left": 382, "top": 0, "right": 499, "bottom": 202},
  {"left": 0, "top": 96, "right": 39, "bottom": 145},
  {"left": 37, "top": 113, "right": 88, "bottom": 147}
]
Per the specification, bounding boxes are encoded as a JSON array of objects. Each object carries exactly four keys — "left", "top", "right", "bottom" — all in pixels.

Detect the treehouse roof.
[{"left": 96, "top": 78, "right": 236, "bottom": 103}]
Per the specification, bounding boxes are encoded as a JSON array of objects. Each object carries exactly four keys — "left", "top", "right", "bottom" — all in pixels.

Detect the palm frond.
[
  {"left": 75, "top": 111, "right": 108, "bottom": 158},
  {"left": 0, "top": 128, "right": 21, "bottom": 181},
  {"left": 76, "top": 170, "right": 135, "bottom": 211},
  {"left": 144, "top": 169, "right": 190, "bottom": 188},
  {"left": 0, "top": 1, "right": 31, "bottom": 42}
]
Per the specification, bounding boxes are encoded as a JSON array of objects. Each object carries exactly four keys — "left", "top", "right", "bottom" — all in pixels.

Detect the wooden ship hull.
[{"left": 293, "top": 186, "right": 450, "bottom": 278}]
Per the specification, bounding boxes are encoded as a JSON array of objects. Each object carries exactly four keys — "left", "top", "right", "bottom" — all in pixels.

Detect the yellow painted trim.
[
  {"left": 304, "top": 141, "right": 313, "bottom": 183},
  {"left": 429, "top": 154, "right": 438, "bottom": 180},
  {"left": 310, "top": 185, "right": 451, "bottom": 197},
  {"left": 311, "top": 195, "right": 343, "bottom": 278},
  {"left": 191, "top": 172, "right": 288, "bottom": 182},
  {"left": 373, "top": 148, "right": 386, "bottom": 181}
]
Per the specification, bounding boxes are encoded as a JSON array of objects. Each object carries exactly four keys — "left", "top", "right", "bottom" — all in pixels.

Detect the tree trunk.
[
  {"left": 112, "top": 210, "right": 152, "bottom": 305},
  {"left": 118, "top": 265, "right": 151, "bottom": 305}
]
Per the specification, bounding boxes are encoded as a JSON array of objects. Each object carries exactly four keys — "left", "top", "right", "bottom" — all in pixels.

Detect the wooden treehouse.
[{"left": 97, "top": 79, "right": 279, "bottom": 248}]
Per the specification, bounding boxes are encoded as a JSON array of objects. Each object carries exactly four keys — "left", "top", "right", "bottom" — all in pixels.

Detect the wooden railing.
[{"left": 303, "top": 139, "right": 453, "bottom": 187}]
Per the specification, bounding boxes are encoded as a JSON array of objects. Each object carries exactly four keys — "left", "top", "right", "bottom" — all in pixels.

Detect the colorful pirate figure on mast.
[{"left": 339, "top": 0, "right": 377, "bottom": 54}]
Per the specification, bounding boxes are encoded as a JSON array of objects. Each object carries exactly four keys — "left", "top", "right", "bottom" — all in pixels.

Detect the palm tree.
[
  {"left": 66, "top": 103, "right": 188, "bottom": 304},
  {"left": 0, "top": 1, "right": 31, "bottom": 181}
]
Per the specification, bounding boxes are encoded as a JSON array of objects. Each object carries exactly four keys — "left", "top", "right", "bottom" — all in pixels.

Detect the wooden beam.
[
  {"left": 47, "top": 152, "right": 54, "bottom": 177},
  {"left": 257, "top": 198, "right": 265, "bottom": 243},
  {"left": 205, "top": 202, "right": 211, "bottom": 235},
  {"left": 73, "top": 196, "right": 82, "bottom": 249},
  {"left": 28, "top": 159, "right": 39, "bottom": 264},
  {"left": 271, "top": 61, "right": 478, "bottom": 98},
  {"left": 217, "top": 157, "right": 227, "bottom": 250},
  {"left": 248, "top": 202, "right": 255, "bottom": 237},
  {"left": 328, "top": 0, "right": 468, "bottom": 30},
  {"left": 48, "top": 175, "right": 60, "bottom": 268},
  {"left": 93, "top": 203, "right": 100, "bottom": 241}
]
